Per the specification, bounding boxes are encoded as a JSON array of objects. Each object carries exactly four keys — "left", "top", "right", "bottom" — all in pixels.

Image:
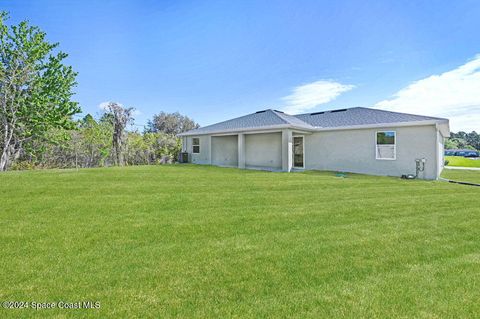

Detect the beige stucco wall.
[
  {"left": 304, "top": 125, "right": 438, "bottom": 179},
  {"left": 183, "top": 124, "right": 440, "bottom": 179},
  {"left": 245, "top": 132, "right": 282, "bottom": 169},
  {"left": 211, "top": 135, "right": 238, "bottom": 167}
]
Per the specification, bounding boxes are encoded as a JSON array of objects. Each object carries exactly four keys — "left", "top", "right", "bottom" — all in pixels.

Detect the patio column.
[
  {"left": 238, "top": 133, "right": 246, "bottom": 169},
  {"left": 208, "top": 135, "right": 212, "bottom": 165},
  {"left": 282, "top": 129, "right": 293, "bottom": 172}
]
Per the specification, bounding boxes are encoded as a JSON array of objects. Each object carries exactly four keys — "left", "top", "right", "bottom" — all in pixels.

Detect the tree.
[
  {"left": 446, "top": 131, "right": 480, "bottom": 151},
  {"left": 105, "top": 102, "right": 134, "bottom": 166},
  {"left": 466, "top": 131, "right": 479, "bottom": 150},
  {"left": 0, "top": 12, "right": 80, "bottom": 171},
  {"left": 79, "top": 114, "right": 113, "bottom": 167},
  {"left": 145, "top": 111, "right": 199, "bottom": 135},
  {"left": 444, "top": 138, "right": 459, "bottom": 150}
]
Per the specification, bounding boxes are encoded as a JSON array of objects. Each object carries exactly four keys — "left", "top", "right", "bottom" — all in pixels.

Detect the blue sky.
[{"left": 3, "top": 0, "right": 480, "bottom": 131}]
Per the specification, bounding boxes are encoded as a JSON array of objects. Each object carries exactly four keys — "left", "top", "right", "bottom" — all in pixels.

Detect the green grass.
[
  {"left": 441, "top": 168, "right": 480, "bottom": 184},
  {"left": 445, "top": 155, "right": 480, "bottom": 167},
  {"left": 1, "top": 165, "right": 480, "bottom": 318}
]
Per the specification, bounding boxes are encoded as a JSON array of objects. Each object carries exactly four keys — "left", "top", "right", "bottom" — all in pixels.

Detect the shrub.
[{"left": 10, "top": 161, "right": 37, "bottom": 171}]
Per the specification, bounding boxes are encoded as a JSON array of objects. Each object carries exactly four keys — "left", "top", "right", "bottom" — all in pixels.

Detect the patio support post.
[
  {"left": 208, "top": 136, "right": 212, "bottom": 165},
  {"left": 282, "top": 129, "right": 293, "bottom": 172},
  {"left": 238, "top": 133, "right": 246, "bottom": 169}
]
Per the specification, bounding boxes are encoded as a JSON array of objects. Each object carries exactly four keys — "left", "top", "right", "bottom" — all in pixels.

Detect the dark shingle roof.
[
  {"left": 294, "top": 107, "right": 447, "bottom": 128},
  {"left": 180, "top": 109, "right": 313, "bottom": 135},
  {"left": 179, "top": 107, "right": 448, "bottom": 136}
]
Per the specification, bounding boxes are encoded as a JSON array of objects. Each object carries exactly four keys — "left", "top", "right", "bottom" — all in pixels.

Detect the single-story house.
[{"left": 178, "top": 107, "right": 450, "bottom": 179}]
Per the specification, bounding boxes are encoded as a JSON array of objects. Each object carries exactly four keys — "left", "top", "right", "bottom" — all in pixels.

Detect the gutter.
[
  {"left": 177, "top": 124, "right": 315, "bottom": 137},
  {"left": 312, "top": 119, "right": 449, "bottom": 132}
]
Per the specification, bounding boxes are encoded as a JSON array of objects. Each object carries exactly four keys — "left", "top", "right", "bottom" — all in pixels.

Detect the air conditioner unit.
[{"left": 178, "top": 152, "right": 189, "bottom": 163}]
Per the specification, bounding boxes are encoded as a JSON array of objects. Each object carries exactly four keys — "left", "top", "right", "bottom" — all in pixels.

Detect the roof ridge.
[
  {"left": 358, "top": 107, "right": 448, "bottom": 121},
  {"left": 268, "top": 109, "right": 289, "bottom": 125},
  {"left": 271, "top": 109, "right": 313, "bottom": 127},
  {"left": 293, "top": 106, "right": 360, "bottom": 116},
  {"left": 192, "top": 110, "right": 266, "bottom": 131}
]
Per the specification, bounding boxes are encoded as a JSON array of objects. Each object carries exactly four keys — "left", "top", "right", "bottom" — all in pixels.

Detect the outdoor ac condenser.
[{"left": 178, "top": 152, "right": 189, "bottom": 163}]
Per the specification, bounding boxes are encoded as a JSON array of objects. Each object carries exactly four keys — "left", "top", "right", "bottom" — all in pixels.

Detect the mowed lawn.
[
  {"left": 441, "top": 169, "right": 480, "bottom": 184},
  {"left": 445, "top": 155, "right": 480, "bottom": 168},
  {"left": 1, "top": 165, "right": 480, "bottom": 318}
]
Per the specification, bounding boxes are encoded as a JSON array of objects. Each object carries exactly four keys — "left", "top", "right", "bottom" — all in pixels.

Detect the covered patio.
[{"left": 207, "top": 129, "right": 310, "bottom": 172}]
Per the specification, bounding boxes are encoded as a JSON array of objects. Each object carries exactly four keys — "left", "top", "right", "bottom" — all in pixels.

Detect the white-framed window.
[
  {"left": 376, "top": 131, "right": 396, "bottom": 160},
  {"left": 192, "top": 137, "right": 200, "bottom": 154}
]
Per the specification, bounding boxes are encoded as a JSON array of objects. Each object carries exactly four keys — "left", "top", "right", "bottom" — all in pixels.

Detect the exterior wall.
[
  {"left": 304, "top": 125, "right": 438, "bottom": 179},
  {"left": 245, "top": 132, "right": 282, "bottom": 169},
  {"left": 185, "top": 136, "right": 210, "bottom": 164},
  {"left": 211, "top": 135, "right": 238, "bottom": 167},
  {"left": 437, "top": 130, "right": 445, "bottom": 178},
  {"left": 183, "top": 125, "right": 441, "bottom": 179}
]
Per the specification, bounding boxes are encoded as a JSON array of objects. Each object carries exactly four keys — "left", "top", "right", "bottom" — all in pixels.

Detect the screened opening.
[{"left": 293, "top": 136, "right": 304, "bottom": 168}]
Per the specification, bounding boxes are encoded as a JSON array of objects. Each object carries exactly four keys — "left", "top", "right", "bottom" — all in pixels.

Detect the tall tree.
[
  {"left": 466, "top": 131, "right": 479, "bottom": 150},
  {"left": 105, "top": 102, "right": 134, "bottom": 166},
  {"left": 146, "top": 111, "right": 199, "bottom": 135},
  {"left": 0, "top": 12, "right": 80, "bottom": 171}
]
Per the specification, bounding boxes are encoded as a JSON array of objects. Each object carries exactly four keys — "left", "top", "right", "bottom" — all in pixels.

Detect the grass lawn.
[
  {"left": 1, "top": 165, "right": 480, "bottom": 318},
  {"left": 445, "top": 155, "right": 480, "bottom": 168},
  {"left": 441, "top": 168, "right": 480, "bottom": 184}
]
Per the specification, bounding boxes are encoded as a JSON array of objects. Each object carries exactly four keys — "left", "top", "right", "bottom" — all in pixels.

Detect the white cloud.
[
  {"left": 375, "top": 55, "right": 480, "bottom": 132},
  {"left": 98, "top": 101, "right": 118, "bottom": 110},
  {"left": 281, "top": 80, "right": 355, "bottom": 114}
]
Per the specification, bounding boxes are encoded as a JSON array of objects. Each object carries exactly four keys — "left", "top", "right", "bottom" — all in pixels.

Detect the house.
[{"left": 178, "top": 107, "right": 450, "bottom": 179}]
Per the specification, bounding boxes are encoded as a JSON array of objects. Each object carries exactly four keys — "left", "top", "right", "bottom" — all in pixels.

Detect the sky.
[{"left": 3, "top": 0, "right": 480, "bottom": 132}]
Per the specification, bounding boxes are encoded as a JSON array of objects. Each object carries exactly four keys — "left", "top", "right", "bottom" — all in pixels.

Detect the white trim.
[
  {"left": 212, "top": 129, "right": 282, "bottom": 137},
  {"left": 292, "top": 135, "right": 305, "bottom": 169},
  {"left": 315, "top": 119, "right": 448, "bottom": 132},
  {"left": 177, "top": 119, "right": 449, "bottom": 137},
  {"left": 178, "top": 124, "right": 295, "bottom": 136},
  {"left": 375, "top": 131, "right": 396, "bottom": 160}
]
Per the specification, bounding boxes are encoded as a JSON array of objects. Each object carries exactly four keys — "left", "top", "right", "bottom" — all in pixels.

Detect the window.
[
  {"left": 192, "top": 138, "right": 200, "bottom": 154},
  {"left": 376, "top": 131, "right": 396, "bottom": 160}
]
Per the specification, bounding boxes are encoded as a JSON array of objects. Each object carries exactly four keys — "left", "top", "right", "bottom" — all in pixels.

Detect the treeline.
[
  {"left": 0, "top": 12, "right": 199, "bottom": 172},
  {"left": 11, "top": 107, "right": 199, "bottom": 170},
  {"left": 446, "top": 131, "right": 480, "bottom": 150}
]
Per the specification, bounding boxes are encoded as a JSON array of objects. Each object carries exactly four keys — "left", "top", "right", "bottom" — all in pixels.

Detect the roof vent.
[
  {"left": 330, "top": 109, "right": 347, "bottom": 113},
  {"left": 310, "top": 111, "right": 325, "bottom": 115},
  {"left": 274, "top": 110, "right": 284, "bottom": 113},
  {"left": 255, "top": 110, "right": 267, "bottom": 113}
]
